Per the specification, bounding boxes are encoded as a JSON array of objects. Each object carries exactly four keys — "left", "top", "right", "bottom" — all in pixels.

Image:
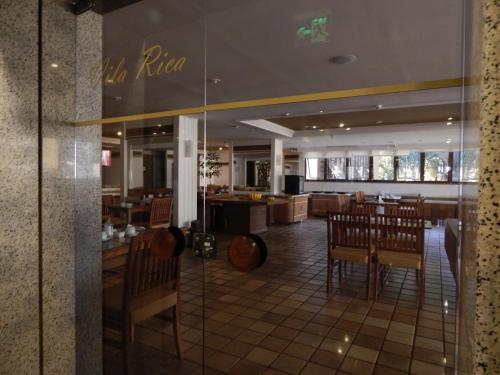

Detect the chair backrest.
[
  {"left": 351, "top": 202, "right": 377, "bottom": 215},
  {"left": 355, "top": 191, "right": 365, "bottom": 204},
  {"left": 375, "top": 215, "right": 425, "bottom": 255},
  {"left": 327, "top": 212, "right": 372, "bottom": 250},
  {"left": 123, "top": 228, "right": 183, "bottom": 310},
  {"left": 385, "top": 202, "right": 423, "bottom": 217},
  {"left": 149, "top": 197, "right": 173, "bottom": 228}
]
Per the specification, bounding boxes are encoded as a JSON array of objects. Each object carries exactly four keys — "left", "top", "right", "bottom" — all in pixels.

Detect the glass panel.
[
  {"left": 453, "top": 149, "right": 479, "bottom": 182},
  {"left": 305, "top": 158, "right": 324, "bottom": 180},
  {"left": 397, "top": 151, "right": 421, "bottom": 181},
  {"left": 326, "top": 157, "right": 346, "bottom": 179},
  {"left": 348, "top": 154, "right": 370, "bottom": 181},
  {"left": 373, "top": 153, "right": 394, "bottom": 181},
  {"left": 424, "top": 151, "right": 450, "bottom": 181}
]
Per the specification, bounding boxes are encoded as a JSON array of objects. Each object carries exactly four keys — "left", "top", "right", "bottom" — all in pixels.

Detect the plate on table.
[{"left": 134, "top": 226, "right": 146, "bottom": 232}]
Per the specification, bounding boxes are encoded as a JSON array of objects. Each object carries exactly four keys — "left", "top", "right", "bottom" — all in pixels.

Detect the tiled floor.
[{"left": 104, "top": 218, "right": 457, "bottom": 375}]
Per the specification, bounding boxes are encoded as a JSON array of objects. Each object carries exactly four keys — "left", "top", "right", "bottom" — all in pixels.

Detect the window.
[
  {"left": 305, "top": 158, "right": 324, "bottom": 180},
  {"left": 424, "top": 151, "right": 450, "bottom": 181},
  {"left": 372, "top": 152, "right": 394, "bottom": 180},
  {"left": 326, "top": 157, "right": 346, "bottom": 179},
  {"left": 348, "top": 153, "right": 370, "bottom": 180},
  {"left": 452, "top": 149, "right": 479, "bottom": 182},
  {"left": 397, "top": 151, "right": 421, "bottom": 181}
]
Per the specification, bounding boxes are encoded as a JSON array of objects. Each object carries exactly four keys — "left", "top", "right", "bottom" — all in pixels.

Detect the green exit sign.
[{"left": 296, "top": 16, "right": 329, "bottom": 44}]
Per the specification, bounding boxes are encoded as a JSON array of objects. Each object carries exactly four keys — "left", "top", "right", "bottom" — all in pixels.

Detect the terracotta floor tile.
[
  {"left": 271, "top": 354, "right": 307, "bottom": 375},
  {"left": 260, "top": 336, "right": 290, "bottom": 353},
  {"left": 246, "top": 347, "right": 280, "bottom": 366},
  {"left": 340, "top": 357, "right": 376, "bottom": 375},
  {"left": 310, "top": 349, "right": 344, "bottom": 369},
  {"left": 228, "top": 359, "right": 266, "bottom": 375},
  {"left": 300, "top": 362, "right": 336, "bottom": 375},
  {"left": 283, "top": 342, "right": 316, "bottom": 360},
  {"left": 347, "top": 344, "right": 379, "bottom": 363},
  {"left": 377, "top": 351, "right": 410, "bottom": 372},
  {"left": 410, "top": 359, "right": 446, "bottom": 375}
]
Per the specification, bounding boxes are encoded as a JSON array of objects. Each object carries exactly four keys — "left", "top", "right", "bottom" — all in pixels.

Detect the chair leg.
[
  {"left": 366, "top": 259, "right": 371, "bottom": 300},
  {"left": 338, "top": 260, "right": 342, "bottom": 283},
  {"left": 326, "top": 258, "right": 332, "bottom": 294},
  {"left": 419, "top": 266, "right": 425, "bottom": 307},
  {"left": 123, "top": 319, "right": 133, "bottom": 375},
  {"left": 172, "top": 302, "right": 184, "bottom": 358}
]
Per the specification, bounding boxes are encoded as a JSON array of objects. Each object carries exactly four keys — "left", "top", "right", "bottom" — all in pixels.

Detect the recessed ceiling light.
[
  {"left": 153, "top": 132, "right": 157, "bottom": 136},
  {"left": 446, "top": 121, "right": 453, "bottom": 126},
  {"left": 208, "top": 78, "right": 222, "bottom": 85},
  {"left": 330, "top": 54, "right": 357, "bottom": 65},
  {"left": 50, "top": 63, "right": 58, "bottom": 68},
  {"left": 312, "top": 125, "right": 317, "bottom": 129},
  {"left": 218, "top": 147, "right": 223, "bottom": 151},
  {"left": 319, "top": 129, "right": 325, "bottom": 132},
  {"left": 157, "top": 124, "right": 162, "bottom": 127},
  {"left": 448, "top": 117, "right": 453, "bottom": 121},
  {"left": 319, "top": 110, "right": 324, "bottom": 113},
  {"left": 161, "top": 131, "right": 166, "bottom": 135},
  {"left": 339, "top": 123, "right": 345, "bottom": 128},
  {"left": 446, "top": 139, "right": 452, "bottom": 144},
  {"left": 346, "top": 127, "right": 351, "bottom": 131},
  {"left": 117, "top": 131, "right": 122, "bottom": 136}
]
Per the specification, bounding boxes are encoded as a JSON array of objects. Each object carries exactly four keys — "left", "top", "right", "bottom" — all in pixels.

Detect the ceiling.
[{"left": 98, "top": 0, "right": 465, "bottom": 149}]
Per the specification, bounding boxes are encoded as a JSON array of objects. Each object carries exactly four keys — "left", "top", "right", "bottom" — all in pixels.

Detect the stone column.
[
  {"left": 270, "top": 139, "right": 283, "bottom": 195},
  {"left": 0, "top": 1, "right": 40, "bottom": 373},
  {"left": 173, "top": 116, "right": 198, "bottom": 227},
  {"left": 473, "top": 0, "right": 500, "bottom": 373},
  {"left": 228, "top": 143, "right": 234, "bottom": 192}
]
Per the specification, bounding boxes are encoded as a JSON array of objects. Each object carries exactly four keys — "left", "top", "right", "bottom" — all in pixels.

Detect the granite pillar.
[
  {"left": 0, "top": 1, "right": 102, "bottom": 374},
  {"left": 473, "top": 0, "right": 500, "bottom": 373},
  {"left": 0, "top": 1, "right": 40, "bottom": 373}
]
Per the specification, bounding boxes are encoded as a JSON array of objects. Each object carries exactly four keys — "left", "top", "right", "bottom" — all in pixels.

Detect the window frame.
[{"left": 304, "top": 151, "right": 467, "bottom": 184}]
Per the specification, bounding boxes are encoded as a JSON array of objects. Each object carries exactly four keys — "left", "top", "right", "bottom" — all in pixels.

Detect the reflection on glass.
[
  {"left": 305, "top": 158, "right": 324, "bottom": 180},
  {"left": 348, "top": 152, "right": 370, "bottom": 181},
  {"left": 453, "top": 149, "right": 479, "bottom": 182},
  {"left": 373, "top": 152, "right": 394, "bottom": 180},
  {"left": 326, "top": 157, "right": 346, "bottom": 180},
  {"left": 397, "top": 151, "right": 421, "bottom": 181},
  {"left": 424, "top": 151, "right": 450, "bottom": 181}
]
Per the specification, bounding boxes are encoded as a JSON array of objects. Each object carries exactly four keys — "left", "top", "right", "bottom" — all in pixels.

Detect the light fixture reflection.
[
  {"left": 116, "top": 131, "right": 122, "bottom": 136},
  {"left": 339, "top": 123, "right": 345, "bottom": 128}
]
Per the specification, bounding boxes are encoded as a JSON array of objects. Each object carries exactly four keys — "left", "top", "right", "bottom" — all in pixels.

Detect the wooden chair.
[
  {"left": 327, "top": 212, "right": 375, "bottom": 299},
  {"left": 351, "top": 202, "right": 377, "bottom": 215},
  {"left": 374, "top": 215, "right": 425, "bottom": 305},
  {"left": 103, "top": 227, "right": 184, "bottom": 374},
  {"left": 149, "top": 196, "right": 173, "bottom": 228},
  {"left": 385, "top": 202, "right": 423, "bottom": 217},
  {"left": 355, "top": 191, "right": 365, "bottom": 204}
]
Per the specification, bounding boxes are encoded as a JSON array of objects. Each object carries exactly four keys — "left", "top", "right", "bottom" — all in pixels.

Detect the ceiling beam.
[{"left": 239, "top": 119, "right": 295, "bottom": 138}]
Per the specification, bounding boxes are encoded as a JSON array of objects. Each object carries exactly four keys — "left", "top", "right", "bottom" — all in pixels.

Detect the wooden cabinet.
[
  {"left": 273, "top": 195, "right": 309, "bottom": 224},
  {"left": 310, "top": 194, "right": 351, "bottom": 217}
]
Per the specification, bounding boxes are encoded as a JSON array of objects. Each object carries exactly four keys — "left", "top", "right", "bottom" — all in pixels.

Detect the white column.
[
  {"left": 270, "top": 139, "right": 283, "bottom": 195},
  {"left": 228, "top": 143, "right": 234, "bottom": 192},
  {"left": 173, "top": 115, "right": 198, "bottom": 227},
  {"left": 119, "top": 123, "right": 128, "bottom": 199}
]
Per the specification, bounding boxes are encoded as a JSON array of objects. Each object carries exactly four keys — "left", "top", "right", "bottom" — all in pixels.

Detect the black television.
[{"left": 285, "top": 175, "right": 304, "bottom": 195}]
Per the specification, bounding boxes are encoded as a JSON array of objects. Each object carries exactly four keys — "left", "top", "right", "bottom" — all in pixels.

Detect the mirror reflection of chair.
[
  {"left": 355, "top": 191, "right": 365, "bottom": 204},
  {"left": 103, "top": 227, "right": 184, "bottom": 374},
  {"left": 149, "top": 197, "right": 174, "bottom": 228},
  {"left": 327, "top": 212, "right": 375, "bottom": 299}
]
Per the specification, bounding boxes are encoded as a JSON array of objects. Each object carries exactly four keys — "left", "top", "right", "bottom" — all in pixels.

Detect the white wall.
[{"left": 304, "top": 181, "right": 459, "bottom": 198}]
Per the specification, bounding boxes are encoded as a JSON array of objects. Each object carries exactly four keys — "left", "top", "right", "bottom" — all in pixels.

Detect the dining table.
[
  {"left": 102, "top": 237, "right": 130, "bottom": 270},
  {"left": 106, "top": 203, "right": 151, "bottom": 224}
]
